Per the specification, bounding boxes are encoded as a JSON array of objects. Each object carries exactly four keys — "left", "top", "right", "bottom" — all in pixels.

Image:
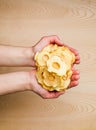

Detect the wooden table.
[{"left": 0, "top": 0, "right": 96, "bottom": 129}]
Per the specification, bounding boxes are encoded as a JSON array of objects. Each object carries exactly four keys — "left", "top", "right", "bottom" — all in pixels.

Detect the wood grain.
[{"left": 0, "top": 0, "right": 96, "bottom": 130}]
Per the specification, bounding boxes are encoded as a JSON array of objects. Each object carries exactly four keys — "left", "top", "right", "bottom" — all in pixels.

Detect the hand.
[
  {"left": 32, "top": 35, "right": 80, "bottom": 67},
  {"left": 28, "top": 68, "right": 80, "bottom": 99}
]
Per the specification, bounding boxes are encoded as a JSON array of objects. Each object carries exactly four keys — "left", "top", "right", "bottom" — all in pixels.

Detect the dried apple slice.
[
  {"left": 63, "top": 79, "right": 71, "bottom": 89},
  {"left": 47, "top": 55, "right": 67, "bottom": 76},
  {"left": 35, "top": 51, "right": 50, "bottom": 66},
  {"left": 36, "top": 67, "right": 44, "bottom": 84},
  {"left": 42, "top": 83, "right": 53, "bottom": 91},
  {"left": 71, "top": 53, "right": 75, "bottom": 63},
  {"left": 60, "top": 78, "right": 71, "bottom": 90},
  {"left": 62, "top": 48, "right": 75, "bottom": 64},
  {"left": 43, "top": 69, "right": 61, "bottom": 87},
  {"left": 43, "top": 44, "right": 58, "bottom": 53},
  {"left": 67, "top": 70, "right": 72, "bottom": 79}
]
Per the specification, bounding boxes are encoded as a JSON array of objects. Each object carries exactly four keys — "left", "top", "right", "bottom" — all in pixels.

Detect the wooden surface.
[{"left": 0, "top": 0, "right": 96, "bottom": 130}]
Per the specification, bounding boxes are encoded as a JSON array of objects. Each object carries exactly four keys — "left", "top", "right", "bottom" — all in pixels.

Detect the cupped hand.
[
  {"left": 32, "top": 35, "right": 80, "bottom": 67},
  {"left": 28, "top": 68, "right": 80, "bottom": 99}
]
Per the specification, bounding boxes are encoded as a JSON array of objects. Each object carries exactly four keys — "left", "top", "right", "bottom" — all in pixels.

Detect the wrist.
[
  {"left": 23, "top": 47, "right": 35, "bottom": 67},
  {"left": 23, "top": 71, "right": 32, "bottom": 91},
  {"left": 26, "top": 70, "right": 35, "bottom": 91},
  {"left": 0, "top": 71, "right": 31, "bottom": 95}
]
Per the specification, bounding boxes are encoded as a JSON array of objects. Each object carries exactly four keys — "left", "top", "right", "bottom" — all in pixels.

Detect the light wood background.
[{"left": 0, "top": 0, "right": 96, "bottom": 130}]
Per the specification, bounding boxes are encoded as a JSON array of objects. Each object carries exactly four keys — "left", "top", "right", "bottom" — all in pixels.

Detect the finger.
[
  {"left": 74, "top": 55, "right": 80, "bottom": 64},
  {"left": 72, "top": 69, "right": 80, "bottom": 75},
  {"left": 71, "top": 70, "right": 80, "bottom": 81},
  {"left": 44, "top": 91, "right": 65, "bottom": 99},
  {"left": 68, "top": 81, "right": 79, "bottom": 89},
  {"left": 75, "top": 55, "right": 80, "bottom": 61},
  {"left": 75, "top": 60, "right": 80, "bottom": 64},
  {"left": 48, "top": 35, "right": 64, "bottom": 46},
  {"left": 71, "top": 74, "right": 80, "bottom": 81},
  {"left": 63, "top": 43, "right": 79, "bottom": 56},
  {"left": 53, "top": 91, "right": 65, "bottom": 98}
]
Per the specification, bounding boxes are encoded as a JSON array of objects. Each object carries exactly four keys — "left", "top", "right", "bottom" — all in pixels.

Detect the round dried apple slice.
[
  {"left": 43, "top": 69, "right": 61, "bottom": 87},
  {"left": 47, "top": 55, "right": 67, "bottom": 76},
  {"left": 35, "top": 51, "right": 50, "bottom": 66}
]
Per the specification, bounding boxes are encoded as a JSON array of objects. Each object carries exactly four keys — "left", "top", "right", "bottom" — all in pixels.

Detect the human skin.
[
  {"left": 0, "top": 35, "right": 80, "bottom": 98},
  {"left": 0, "top": 36, "right": 80, "bottom": 67}
]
